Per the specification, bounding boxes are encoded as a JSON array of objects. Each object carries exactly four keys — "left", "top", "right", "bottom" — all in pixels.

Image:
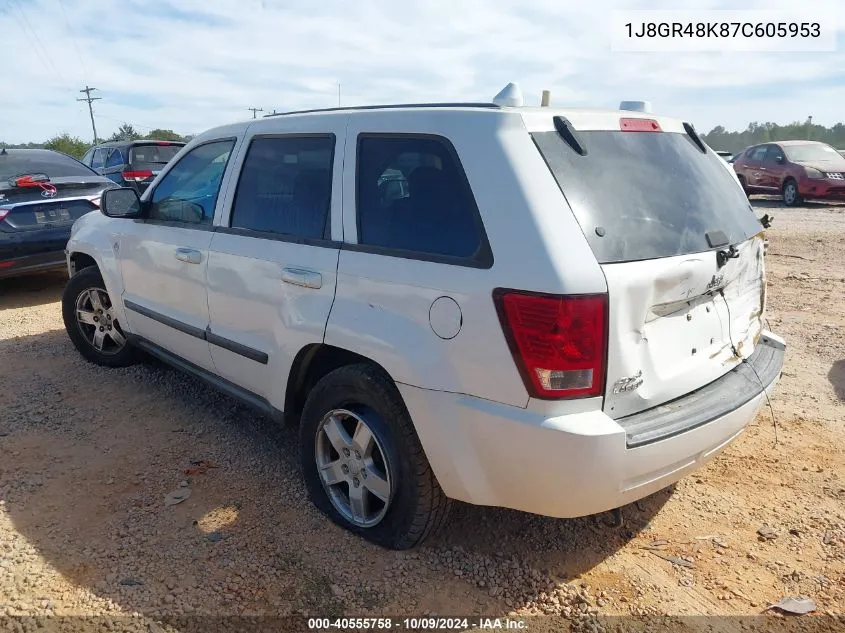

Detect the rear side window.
[
  {"left": 356, "top": 135, "right": 484, "bottom": 261},
  {"left": 230, "top": 136, "right": 334, "bottom": 240},
  {"left": 533, "top": 129, "right": 762, "bottom": 264},
  {"left": 130, "top": 144, "right": 183, "bottom": 165},
  {"left": 91, "top": 148, "right": 108, "bottom": 169},
  {"left": 105, "top": 148, "right": 124, "bottom": 168},
  {"left": 749, "top": 146, "right": 768, "bottom": 161},
  {"left": 764, "top": 146, "right": 784, "bottom": 164}
]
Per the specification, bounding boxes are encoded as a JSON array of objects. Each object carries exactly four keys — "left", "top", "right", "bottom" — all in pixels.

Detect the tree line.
[
  {"left": 1, "top": 123, "right": 189, "bottom": 160},
  {"left": 701, "top": 119, "right": 845, "bottom": 154}
]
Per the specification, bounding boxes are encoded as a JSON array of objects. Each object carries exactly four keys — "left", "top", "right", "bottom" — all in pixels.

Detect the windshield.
[
  {"left": 130, "top": 144, "right": 183, "bottom": 164},
  {"left": 532, "top": 130, "right": 762, "bottom": 264},
  {"left": 783, "top": 143, "right": 841, "bottom": 162},
  {"left": 0, "top": 151, "right": 96, "bottom": 182}
]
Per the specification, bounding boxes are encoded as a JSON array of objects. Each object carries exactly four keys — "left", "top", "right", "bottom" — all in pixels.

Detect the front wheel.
[
  {"left": 299, "top": 364, "right": 451, "bottom": 549},
  {"left": 62, "top": 266, "right": 137, "bottom": 367},
  {"left": 782, "top": 179, "right": 802, "bottom": 207}
]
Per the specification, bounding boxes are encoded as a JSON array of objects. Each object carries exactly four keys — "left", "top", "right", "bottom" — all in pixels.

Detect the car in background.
[
  {"left": 81, "top": 140, "right": 185, "bottom": 194},
  {"left": 732, "top": 140, "right": 845, "bottom": 206},
  {"left": 0, "top": 148, "right": 116, "bottom": 279}
]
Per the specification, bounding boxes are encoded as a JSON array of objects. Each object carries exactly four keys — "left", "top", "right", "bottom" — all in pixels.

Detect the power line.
[
  {"left": 9, "top": 0, "right": 64, "bottom": 80},
  {"left": 55, "top": 0, "right": 87, "bottom": 82},
  {"left": 247, "top": 107, "right": 264, "bottom": 119},
  {"left": 77, "top": 86, "right": 101, "bottom": 144}
]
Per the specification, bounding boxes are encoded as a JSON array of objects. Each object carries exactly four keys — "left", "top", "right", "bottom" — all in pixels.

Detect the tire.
[
  {"left": 300, "top": 363, "right": 451, "bottom": 549},
  {"left": 62, "top": 266, "right": 138, "bottom": 367},
  {"left": 782, "top": 178, "right": 801, "bottom": 207}
]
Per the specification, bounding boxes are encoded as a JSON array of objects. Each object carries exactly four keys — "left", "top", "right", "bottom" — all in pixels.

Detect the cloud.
[{"left": 0, "top": 0, "right": 842, "bottom": 143}]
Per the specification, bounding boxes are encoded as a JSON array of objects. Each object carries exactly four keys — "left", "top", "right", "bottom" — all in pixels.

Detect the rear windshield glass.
[
  {"left": 782, "top": 143, "right": 840, "bottom": 162},
  {"left": 0, "top": 151, "right": 95, "bottom": 181},
  {"left": 532, "top": 130, "right": 762, "bottom": 264},
  {"left": 130, "top": 144, "right": 183, "bottom": 164}
]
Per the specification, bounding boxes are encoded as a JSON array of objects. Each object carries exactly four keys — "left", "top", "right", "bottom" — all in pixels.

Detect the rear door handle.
[
  {"left": 174, "top": 247, "right": 202, "bottom": 264},
  {"left": 281, "top": 267, "right": 322, "bottom": 289}
]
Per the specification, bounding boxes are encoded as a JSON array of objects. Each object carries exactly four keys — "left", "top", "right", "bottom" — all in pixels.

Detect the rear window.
[
  {"left": 130, "top": 144, "right": 183, "bottom": 164},
  {"left": 532, "top": 130, "right": 762, "bottom": 264},
  {"left": 0, "top": 151, "right": 96, "bottom": 181}
]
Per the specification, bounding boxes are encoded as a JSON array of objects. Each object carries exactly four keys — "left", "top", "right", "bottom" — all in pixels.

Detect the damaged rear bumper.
[{"left": 397, "top": 332, "right": 785, "bottom": 519}]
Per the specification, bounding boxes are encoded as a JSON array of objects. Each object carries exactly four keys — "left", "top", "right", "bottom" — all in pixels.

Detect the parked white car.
[{"left": 62, "top": 94, "right": 785, "bottom": 549}]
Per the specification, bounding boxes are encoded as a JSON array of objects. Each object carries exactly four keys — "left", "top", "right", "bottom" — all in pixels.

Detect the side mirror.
[
  {"left": 776, "top": 155, "right": 785, "bottom": 164},
  {"left": 101, "top": 187, "right": 144, "bottom": 219}
]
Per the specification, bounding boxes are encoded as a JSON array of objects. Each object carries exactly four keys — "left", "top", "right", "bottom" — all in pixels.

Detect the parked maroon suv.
[{"left": 732, "top": 140, "right": 845, "bottom": 206}]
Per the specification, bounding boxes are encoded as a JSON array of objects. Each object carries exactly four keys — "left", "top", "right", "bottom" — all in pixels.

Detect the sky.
[{"left": 0, "top": 0, "right": 842, "bottom": 144}]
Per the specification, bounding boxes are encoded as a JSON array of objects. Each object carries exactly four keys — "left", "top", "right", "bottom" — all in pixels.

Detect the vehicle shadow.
[
  {"left": 829, "top": 359, "right": 845, "bottom": 401},
  {"left": 0, "top": 329, "right": 668, "bottom": 621},
  {"left": 0, "top": 270, "right": 67, "bottom": 310}
]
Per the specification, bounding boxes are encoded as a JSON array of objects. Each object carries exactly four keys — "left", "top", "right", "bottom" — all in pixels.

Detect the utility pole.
[
  {"left": 77, "top": 85, "right": 101, "bottom": 144},
  {"left": 247, "top": 107, "right": 263, "bottom": 119}
]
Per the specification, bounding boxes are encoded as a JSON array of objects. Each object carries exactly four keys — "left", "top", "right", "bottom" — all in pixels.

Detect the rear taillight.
[
  {"left": 0, "top": 209, "right": 9, "bottom": 222},
  {"left": 122, "top": 170, "right": 153, "bottom": 182},
  {"left": 494, "top": 290, "right": 608, "bottom": 399}
]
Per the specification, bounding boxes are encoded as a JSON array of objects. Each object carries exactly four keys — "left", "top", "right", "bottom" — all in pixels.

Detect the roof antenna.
[
  {"left": 619, "top": 100, "right": 652, "bottom": 113},
  {"left": 493, "top": 82, "right": 524, "bottom": 107}
]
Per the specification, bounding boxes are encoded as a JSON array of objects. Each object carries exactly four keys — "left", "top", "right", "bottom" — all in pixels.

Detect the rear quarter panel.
[{"left": 326, "top": 109, "right": 607, "bottom": 408}]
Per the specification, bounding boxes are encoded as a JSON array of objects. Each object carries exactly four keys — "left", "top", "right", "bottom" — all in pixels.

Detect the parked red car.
[{"left": 732, "top": 140, "right": 845, "bottom": 206}]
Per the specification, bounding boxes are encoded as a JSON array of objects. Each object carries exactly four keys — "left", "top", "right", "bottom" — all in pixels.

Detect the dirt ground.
[{"left": 0, "top": 198, "right": 843, "bottom": 629}]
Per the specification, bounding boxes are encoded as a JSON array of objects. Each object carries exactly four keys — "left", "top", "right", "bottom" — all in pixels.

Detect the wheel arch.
[{"left": 284, "top": 343, "right": 395, "bottom": 426}]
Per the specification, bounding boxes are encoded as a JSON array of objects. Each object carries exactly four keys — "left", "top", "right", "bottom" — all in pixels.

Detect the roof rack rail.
[{"left": 263, "top": 102, "right": 500, "bottom": 118}]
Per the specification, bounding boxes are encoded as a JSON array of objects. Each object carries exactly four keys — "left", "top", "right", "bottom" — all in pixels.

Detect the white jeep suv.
[{"left": 62, "top": 97, "right": 785, "bottom": 549}]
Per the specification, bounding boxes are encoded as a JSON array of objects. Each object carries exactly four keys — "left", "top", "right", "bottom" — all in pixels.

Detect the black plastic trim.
[
  {"left": 552, "top": 116, "right": 587, "bottom": 156},
  {"left": 352, "top": 132, "right": 494, "bottom": 269},
  {"left": 214, "top": 226, "right": 342, "bottom": 249},
  {"left": 206, "top": 329, "right": 268, "bottom": 365},
  {"left": 123, "top": 300, "right": 206, "bottom": 340},
  {"left": 617, "top": 335, "right": 785, "bottom": 448},
  {"left": 123, "top": 300, "right": 270, "bottom": 365},
  {"left": 683, "top": 122, "right": 708, "bottom": 154},
  {"left": 127, "top": 334, "right": 279, "bottom": 419}
]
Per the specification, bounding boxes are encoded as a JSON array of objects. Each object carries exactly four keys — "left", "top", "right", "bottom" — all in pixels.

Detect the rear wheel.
[
  {"left": 62, "top": 266, "right": 137, "bottom": 367},
  {"left": 300, "top": 363, "right": 451, "bottom": 549},
  {"left": 782, "top": 179, "right": 801, "bottom": 207}
]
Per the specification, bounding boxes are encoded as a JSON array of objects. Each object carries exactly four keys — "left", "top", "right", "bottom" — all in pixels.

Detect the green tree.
[
  {"left": 109, "top": 123, "right": 142, "bottom": 142},
  {"left": 144, "top": 128, "right": 186, "bottom": 142},
  {"left": 44, "top": 133, "right": 90, "bottom": 159}
]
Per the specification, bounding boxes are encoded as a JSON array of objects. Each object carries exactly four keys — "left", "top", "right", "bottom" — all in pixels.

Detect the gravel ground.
[{"left": 1, "top": 198, "right": 843, "bottom": 630}]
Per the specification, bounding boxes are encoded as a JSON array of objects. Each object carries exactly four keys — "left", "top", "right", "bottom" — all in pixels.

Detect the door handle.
[
  {"left": 281, "top": 267, "right": 322, "bottom": 289},
  {"left": 174, "top": 247, "right": 202, "bottom": 264}
]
